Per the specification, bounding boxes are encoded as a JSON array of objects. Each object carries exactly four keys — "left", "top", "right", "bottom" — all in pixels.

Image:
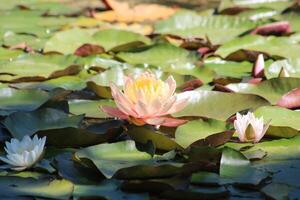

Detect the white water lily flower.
[
  {"left": 0, "top": 135, "right": 46, "bottom": 171},
  {"left": 234, "top": 112, "right": 270, "bottom": 143}
]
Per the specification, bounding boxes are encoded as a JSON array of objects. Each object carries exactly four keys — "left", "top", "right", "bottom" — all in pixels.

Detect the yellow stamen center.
[{"left": 124, "top": 74, "right": 168, "bottom": 104}]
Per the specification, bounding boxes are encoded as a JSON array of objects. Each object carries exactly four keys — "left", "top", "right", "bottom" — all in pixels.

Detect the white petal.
[{"left": 0, "top": 156, "right": 19, "bottom": 166}]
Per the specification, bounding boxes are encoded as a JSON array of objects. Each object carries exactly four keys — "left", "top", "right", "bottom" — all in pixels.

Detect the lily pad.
[
  {"left": 220, "top": 147, "right": 268, "bottom": 185},
  {"left": 215, "top": 35, "right": 300, "bottom": 59},
  {"left": 266, "top": 58, "right": 300, "bottom": 79},
  {"left": 0, "top": 54, "right": 81, "bottom": 82},
  {"left": 244, "top": 136, "right": 300, "bottom": 160},
  {"left": 127, "top": 126, "right": 179, "bottom": 151},
  {"left": 175, "top": 119, "right": 227, "bottom": 148},
  {"left": 219, "top": 0, "right": 294, "bottom": 12},
  {"left": 75, "top": 140, "right": 153, "bottom": 178},
  {"left": 227, "top": 77, "right": 300, "bottom": 104},
  {"left": 254, "top": 106, "right": 300, "bottom": 138},
  {"left": 44, "top": 28, "right": 96, "bottom": 54},
  {"left": 173, "top": 90, "right": 269, "bottom": 120},
  {"left": 204, "top": 57, "right": 253, "bottom": 78},
  {"left": 0, "top": 176, "right": 73, "bottom": 199},
  {"left": 0, "top": 87, "right": 50, "bottom": 116},
  {"left": 68, "top": 99, "right": 116, "bottom": 118},
  {"left": 92, "top": 29, "right": 151, "bottom": 51},
  {"left": 155, "top": 11, "right": 257, "bottom": 44},
  {"left": 10, "top": 76, "right": 86, "bottom": 91},
  {"left": 3, "top": 108, "right": 84, "bottom": 139}
]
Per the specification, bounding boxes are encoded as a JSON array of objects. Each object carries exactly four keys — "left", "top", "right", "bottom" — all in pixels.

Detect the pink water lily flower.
[
  {"left": 101, "top": 72, "right": 189, "bottom": 127},
  {"left": 234, "top": 112, "right": 270, "bottom": 143}
]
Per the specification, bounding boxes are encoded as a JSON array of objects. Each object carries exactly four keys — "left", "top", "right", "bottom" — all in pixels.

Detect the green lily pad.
[
  {"left": 11, "top": 76, "right": 86, "bottom": 91},
  {"left": 219, "top": 0, "right": 294, "bottom": 12},
  {"left": 92, "top": 29, "right": 151, "bottom": 51},
  {"left": 254, "top": 106, "right": 300, "bottom": 138},
  {"left": 0, "top": 87, "right": 50, "bottom": 116},
  {"left": 3, "top": 108, "right": 84, "bottom": 139},
  {"left": 266, "top": 58, "right": 300, "bottom": 79},
  {"left": 244, "top": 136, "right": 300, "bottom": 160},
  {"left": 127, "top": 126, "right": 179, "bottom": 151},
  {"left": 191, "top": 171, "right": 220, "bottom": 185},
  {"left": 237, "top": 8, "right": 279, "bottom": 21},
  {"left": 117, "top": 43, "right": 214, "bottom": 83},
  {"left": 54, "top": 152, "right": 104, "bottom": 184},
  {"left": 155, "top": 11, "right": 257, "bottom": 44},
  {"left": 0, "top": 176, "right": 73, "bottom": 200},
  {"left": 38, "top": 120, "right": 124, "bottom": 148},
  {"left": 2, "top": 31, "right": 46, "bottom": 50},
  {"left": 173, "top": 90, "right": 269, "bottom": 120},
  {"left": 0, "top": 54, "right": 81, "bottom": 82},
  {"left": 204, "top": 57, "right": 252, "bottom": 78},
  {"left": 75, "top": 140, "right": 153, "bottom": 178},
  {"left": 0, "top": 10, "right": 73, "bottom": 38},
  {"left": 68, "top": 99, "right": 116, "bottom": 118},
  {"left": 226, "top": 78, "right": 300, "bottom": 104},
  {"left": 44, "top": 28, "right": 96, "bottom": 54},
  {"left": 216, "top": 35, "right": 300, "bottom": 59},
  {"left": 0, "top": 47, "right": 22, "bottom": 61},
  {"left": 220, "top": 147, "right": 268, "bottom": 185},
  {"left": 175, "top": 119, "right": 227, "bottom": 148}
]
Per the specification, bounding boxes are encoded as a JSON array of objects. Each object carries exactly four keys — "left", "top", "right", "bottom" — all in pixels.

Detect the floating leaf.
[
  {"left": 38, "top": 120, "right": 124, "bottom": 148},
  {"left": 92, "top": 29, "right": 151, "bottom": 51},
  {"left": 155, "top": 11, "right": 257, "bottom": 44},
  {"left": 11, "top": 76, "right": 87, "bottom": 91},
  {"left": 0, "top": 54, "right": 81, "bottom": 82},
  {"left": 44, "top": 28, "right": 96, "bottom": 54},
  {"left": 0, "top": 176, "right": 73, "bottom": 199},
  {"left": 220, "top": 147, "right": 268, "bottom": 185},
  {"left": 219, "top": 0, "right": 294, "bottom": 12},
  {"left": 117, "top": 43, "right": 214, "bottom": 83},
  {"left": 0, "top": 87, "right": 50, "bottom": 116},
  {"left": 127, "top": 126, "right": 179, "bottom": 151},
  {"left": 266, "top": 58, "right": 300, "bottom": 79},
  {"left": 254, "top": 106, "right": 300, "bottom": 138},
  {"left": 3, "top": 108, "right": 84, "bottom": 139},
  {"left": 227, "top": 77, "right": 300, "bottom": 104},
  {"left": 173, "top": 90, "right": 269, "bottom": 120},
  {"left": 175, "top": 119, "right": 227, "bottom": 148},
  {"left": 75, "top": 140, "right": 152, "bottom": 178},
  {"left": 68, "top": 99, "right": 115, "bottom": 118},
  {"left": 204, "top": 57, "right": 252, "bottom": 78},
  {"left": 244, "top": 136, "right": 300, "bottom": 160},
  {"left": 216, "top": 35, "right": 300, "bottom": 59}
]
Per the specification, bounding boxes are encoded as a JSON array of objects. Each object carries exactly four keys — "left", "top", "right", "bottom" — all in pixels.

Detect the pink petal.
[
  {"left": 276, "top": 87, "right": 300, "bottom": 109},
  {"left": 101, "top": 106, "right": 129, "bottom": 119},
  {"left": 165, "top": 95, "right": 189, "bottom": 114},
  {"left": 149, "top": 99, "right": 163, "bottom": 116},
  {"left": 165, "top": 76, "right": 176, "bottom": 98},
  {"left": 158, "top": 96, "right": 177, "bottom": 115},
  {"left": 252, "top": 54, "right": 265, "bottom": 78},
  {"left": 110, "top": 83, "right": 138, "bottom": 117},
  {"left": 135, "top": 100, "right": 150, "bottom": 117},
  {"left": 145, "top": 117, "right": 187, "bottom": 127},
  {"left": 251, "top": 21, "right": 291, "bottom": 36}
]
